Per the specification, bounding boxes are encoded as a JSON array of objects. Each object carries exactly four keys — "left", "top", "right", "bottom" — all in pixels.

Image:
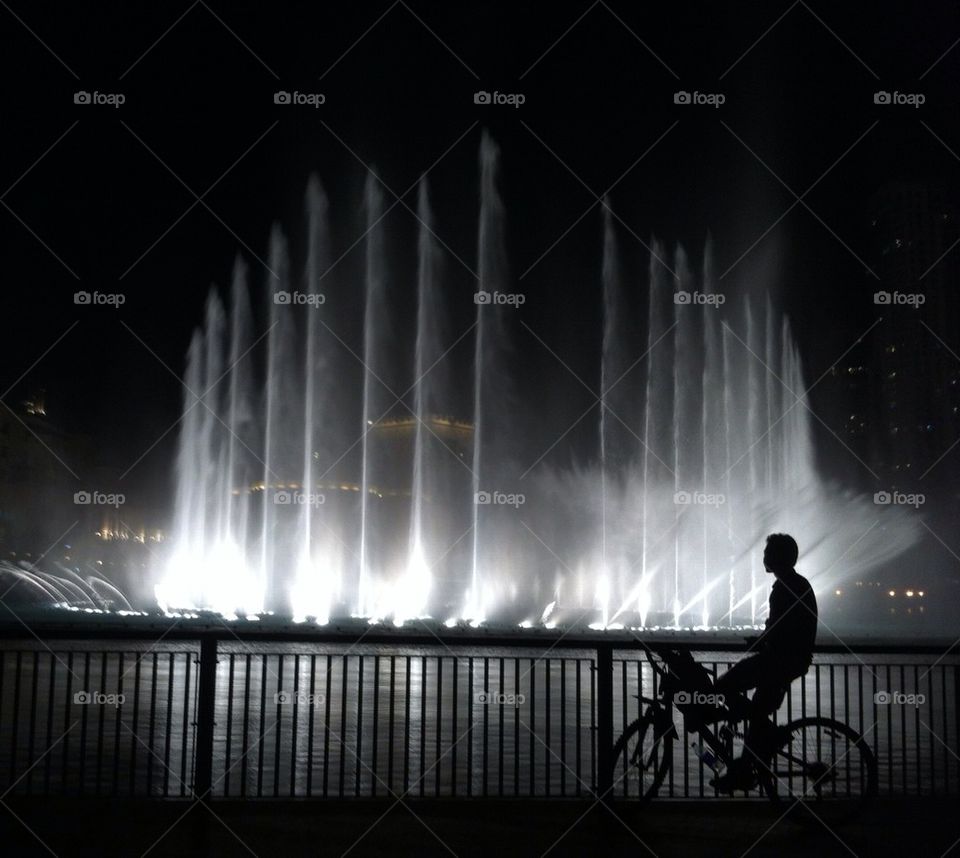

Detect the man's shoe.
[{"left": 709, "top": 758, "right": 757, "bottom": 792}]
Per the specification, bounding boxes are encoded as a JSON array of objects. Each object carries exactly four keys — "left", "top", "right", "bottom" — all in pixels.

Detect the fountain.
[
  {"left": 153, "top": 132, "right": 920, "bottom": 629},
  {"left": 0, "top": 560, "right": 134, "bottom": 612}
]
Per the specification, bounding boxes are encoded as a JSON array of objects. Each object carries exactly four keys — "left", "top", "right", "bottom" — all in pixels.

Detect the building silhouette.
[{"left": 866, "top": 182, "right": 960, "bottom": 488}]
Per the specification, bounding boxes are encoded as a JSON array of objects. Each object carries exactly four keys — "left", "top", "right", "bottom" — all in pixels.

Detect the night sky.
[{"left": 2, "top": 0, "right": 959, "bottom": 518}]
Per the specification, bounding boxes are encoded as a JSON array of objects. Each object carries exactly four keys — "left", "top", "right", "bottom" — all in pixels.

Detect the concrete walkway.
[{"left": 1, "top": 797, "right": 956, "bottom": 857}]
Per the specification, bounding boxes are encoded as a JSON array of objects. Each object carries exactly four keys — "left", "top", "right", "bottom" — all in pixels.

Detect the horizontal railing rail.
[{"left": 0, "top": 624, "right": 957, "bottom": 800}]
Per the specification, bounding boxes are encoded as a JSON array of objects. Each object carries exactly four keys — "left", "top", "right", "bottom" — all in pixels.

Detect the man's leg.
[
  {"left": 710, "top": 655, "right": 770, "bottom": 790},
  {"left": 743, "top": 654, "right": 804, "bottom": 782},
  {"left": 742, "top": 679, "right": 787, "bottom": 781},
  {"left": 714, "top": 653, "right": 766, "bottom": 696}
]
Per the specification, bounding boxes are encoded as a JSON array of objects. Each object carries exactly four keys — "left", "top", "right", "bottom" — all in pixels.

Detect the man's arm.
[
  {"left": 745, "top": 621, "right": 771, "bottom": 652},
  {"left": 747, "top": 583, "right": 786, "bottom": 651}
]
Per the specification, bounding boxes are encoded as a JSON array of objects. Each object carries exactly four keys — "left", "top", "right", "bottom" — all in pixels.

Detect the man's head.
[{"left": 763, "top": 533, "right": 798, "bottom": 575}]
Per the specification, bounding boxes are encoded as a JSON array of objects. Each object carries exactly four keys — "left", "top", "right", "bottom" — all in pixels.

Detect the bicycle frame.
[{"left": 638, "top": 642, "right": 751, "bottom": 771}]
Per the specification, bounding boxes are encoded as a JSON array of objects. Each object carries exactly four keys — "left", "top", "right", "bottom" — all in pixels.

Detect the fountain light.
[
  {"left": 392, "top": 540, "right": 432, "bottom": 626},
  {"left": 149, "top": 136, "right": 922, "bottom": 629}
]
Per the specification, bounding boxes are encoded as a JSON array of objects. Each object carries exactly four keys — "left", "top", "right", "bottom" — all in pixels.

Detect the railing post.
[
  {"left": 596, "top": 643, "right": 614, "bottom": 804},
  {"left": 193, "top": 634, "right": 218, "bottom": 800},
  {"left": 955, "top": 665, "right": 960, "bottom": 795}
]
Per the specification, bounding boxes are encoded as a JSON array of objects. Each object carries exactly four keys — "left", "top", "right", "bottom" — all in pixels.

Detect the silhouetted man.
[{"left": 711, "top": 533, "right": 817, "bottom": 791}]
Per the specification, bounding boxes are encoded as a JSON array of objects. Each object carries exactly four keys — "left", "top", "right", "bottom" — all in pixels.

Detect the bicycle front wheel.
[
  {"left": 609, "top": 707, "right": 673, "bottom": 801},
  {"left": 758, "top": 716, "right": 877, "bottom": 820}
]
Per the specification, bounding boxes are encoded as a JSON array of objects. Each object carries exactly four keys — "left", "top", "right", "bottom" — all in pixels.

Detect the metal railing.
[{"left": 0, "top": 625, "right": 957, "bottom": 800}]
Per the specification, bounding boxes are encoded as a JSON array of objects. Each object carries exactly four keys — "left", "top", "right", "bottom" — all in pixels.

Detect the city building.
[{"left": 866, "top": 182, "right": 960, "bottom": 489}]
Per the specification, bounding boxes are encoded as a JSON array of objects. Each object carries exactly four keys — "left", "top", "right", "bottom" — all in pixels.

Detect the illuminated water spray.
[{"left": 155, "top": 135, "right": 920, "bottom": 627}]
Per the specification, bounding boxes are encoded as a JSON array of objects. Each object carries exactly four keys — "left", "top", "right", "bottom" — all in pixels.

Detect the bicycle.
[{"left": 608, "top": 642, "right": 878, "bottom": 820}]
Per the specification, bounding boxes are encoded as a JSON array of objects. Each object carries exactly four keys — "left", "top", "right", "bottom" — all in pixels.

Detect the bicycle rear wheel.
[
  {"left": 609, "top": 707, "right": 673, "bottom": 801},
  {"left": 758, "top": 716, "right": 877, "bottom": 821}
]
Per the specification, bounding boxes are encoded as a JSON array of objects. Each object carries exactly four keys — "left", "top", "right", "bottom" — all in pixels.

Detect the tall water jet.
[
  {"left": 641, "top": 241, "right": 674, "bottom": 625},
  {"left": 700, "top": 243, "right": 724, "bottom": 627},
  {"left": 599, "top": 202, "right": 629, "bottom": 617},
  {"left": 402, "top": 177, "right": 443, "bottom": 623},
  {"left": 262, "top": 226, "right": 302, "bottom": 613},
  {"left": 470, "top": 132, "right": 511, "bottom": 621},
  {"left": 358, "top": 172, "right": 402, "bottom": 619},
  {"left": 672, "top": 247, "right": 700, "bottom": 625},
  {"left": 290, "top": 176, "right": 338, "bottom": 623},
  {"left": 224, "top": 259, "right": 256, "bottom": 557}
]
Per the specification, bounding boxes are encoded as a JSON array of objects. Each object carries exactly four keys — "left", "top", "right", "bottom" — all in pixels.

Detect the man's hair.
[{"left": 765, "top": 533, "right": 799, "bottom": 570}]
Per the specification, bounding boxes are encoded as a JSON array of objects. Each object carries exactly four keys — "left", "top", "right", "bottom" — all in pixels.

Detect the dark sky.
[{"left": 2, "top": 0, "right": 959, "bottom": 515}]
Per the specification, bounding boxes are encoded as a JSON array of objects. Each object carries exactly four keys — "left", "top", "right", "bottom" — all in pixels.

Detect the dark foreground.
[{"left": 1, "top": 798, "right": 956, "bottom": 857}]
